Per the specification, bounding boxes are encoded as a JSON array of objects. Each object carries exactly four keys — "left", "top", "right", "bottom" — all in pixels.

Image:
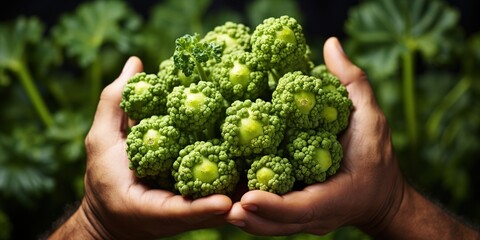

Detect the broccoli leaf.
[{"left": 173, "top": 33, "right": 221, "bottom": 80}]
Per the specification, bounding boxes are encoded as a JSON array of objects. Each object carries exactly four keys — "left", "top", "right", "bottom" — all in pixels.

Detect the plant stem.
[
  {"left": 402, "top": 49, "right": 417, "bottom": 152},
  {"left": 12, "top": 62, "right": 54, "bottom": 127},
  {"left": 426, "top": 76, "right": 471, "bottom": 139},
  {"left": 195, "top": 61, "right": 208, "bottom": 82}
]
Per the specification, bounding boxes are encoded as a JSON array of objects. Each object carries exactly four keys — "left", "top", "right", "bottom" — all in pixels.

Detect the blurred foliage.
[
  {"left": 345, "top": 0, "right": 480, "bottom": 223},
  {"left": 0, "top": 0, "right": 478, "bottom": 239}
]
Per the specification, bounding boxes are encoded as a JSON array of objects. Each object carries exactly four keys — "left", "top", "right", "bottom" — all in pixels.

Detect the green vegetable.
[
  {"left": 122, "top": 15, "right": 351, "bottom": 198},
  {"left": 222, "top": 99, "right": 285, "bottom": 157},
  {"left": 166, "top": 80, "right": 225, "bottom": 131},
  {"left": 247, "top": 154, "right": 295, "bottom": 194},
  {"left": 287, "top": 130, "right": 343, "bottom": 184},
  {"left": 120, "top": 72, "right": 168, "bottom": 121},
  {"left": 251, "top": 15, "right": 309, "bottom": 74},
  {"left": 126, "top": 115, "right": 194, "bottom": 179},
  {"left": 273, "top": 71, "right": 352, "bottom": 133},
  {"left": 202, "top": 21, "right": 251, "bottom": 54},
  {"left": 172, "top": 139, "right": 239, "bottom": 199},
  {"left": 210, "top": 51, "right": 269, "bottom": 102},
  {"left": 173, "top": 33, "right": 222, "bottom": 81}
]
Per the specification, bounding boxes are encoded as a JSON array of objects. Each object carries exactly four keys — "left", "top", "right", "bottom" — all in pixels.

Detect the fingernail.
[
  {"left": 228, "top": 220, "right": 246, "bottom": 227},
  {"left": 244, "top": 204, "right": 257, "bottom": 212}
]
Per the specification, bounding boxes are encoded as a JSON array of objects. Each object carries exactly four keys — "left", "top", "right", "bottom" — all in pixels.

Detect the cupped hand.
[
  {"left": 52, "top": 57, "right": 233, "bottom": 240},
  {"left": 225, "top": 37, "right": 406, "bottom": 236}
]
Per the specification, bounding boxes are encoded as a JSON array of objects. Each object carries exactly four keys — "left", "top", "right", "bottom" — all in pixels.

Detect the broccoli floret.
[
  {"left": 120, "top": 72, "right": 168, "bottom": 121},
  {"left": 310, "top": 64, "right": 349, "bottom": 97},
  {"left": 211, "top": 51, "right": 269, "bottom": 102},
  {"left": 221, "top": 99, "right": 285, "bottom": 157},
  {"left": 172, "top": 139, "right": 240, "bottom": 199},
  {"left": 173, "top": 33, "right": 222, "bottom": 82},
  {"left": 166, "top": 80, "right": 225, "bottom": 132},
  {"left": 272, "top": 71, "right": 352, "bottom": 133},
  {"left": 247, "top": 154, "right": 295, "bottom": 194},
  {"left": 157, "top": 58, "right": 200, "bottom": 91},
  {"left": 251, "top": 15, "right": 308, "bottom": 74},
  {"left": 202, "top": 21, "right": 251, "bottom": 54},
  {"left": 126, "top": 115, "right": 194, "bottom": 179},
  {"left": 287, "top": 130, "right": 343, "bottom": 184}
]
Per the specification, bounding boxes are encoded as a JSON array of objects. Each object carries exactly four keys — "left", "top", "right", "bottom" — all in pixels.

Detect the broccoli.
[
  {"left": 202, "top": 21, "right": 251, "bottom": 54},
  {"left": 211, "top": 51, "right": 269, "bottom": 102},
  {"left": 157, "top": 58, "right": 200, "bottom": 91},
  {"left": 173, "top": 33, "right": 222, "bottom": 81},
  {"left": 126, "top": 115, "right": 194, "bottom": 179},
  {"left": 166, "top": 80, "right": 225, "bottom": 132},
  {"left": 247, "top": 154, "right": 295, "bottom": 194},
  {"left": 120, "top": 16, "right": 352, "bottom": 198},
  {"left": 172, "top": 139, "right": 240, "bottom": 199},
  {"left": 272, "top": 71, "right": 352, "bottom": 133},
  {"left": 251, "top": 15, "right": 308, "bottom": 74},
  {"left": 120, "top": 72, "right": 168, "bottom": 121},
  {"left": 222, "top": 99, "right": 285, "bottom": 157},
  {"left": 286, "top": 130, "right": 343, "bottom": 184}
]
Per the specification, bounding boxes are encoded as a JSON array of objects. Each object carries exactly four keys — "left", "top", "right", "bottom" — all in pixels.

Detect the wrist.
[{"left": 49, "top": 198, "right": 110, "bottom": 239}]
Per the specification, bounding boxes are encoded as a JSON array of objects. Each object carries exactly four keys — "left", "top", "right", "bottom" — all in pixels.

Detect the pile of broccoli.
[{"left": 121, "top": 15, "right": 352, "bottom": 199}]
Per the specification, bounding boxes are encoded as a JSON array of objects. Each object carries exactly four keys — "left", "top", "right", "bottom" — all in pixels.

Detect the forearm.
[
  {"left": 48, "top": 199, "right": 104, "bottom": 240},
  {"left": 377, "top": 184, "right": 479, "bottom": 239}
]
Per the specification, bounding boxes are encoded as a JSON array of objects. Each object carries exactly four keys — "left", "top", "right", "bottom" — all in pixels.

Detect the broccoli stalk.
[{"left": 173, "top": 33, "right": 222, "bottom": 82}]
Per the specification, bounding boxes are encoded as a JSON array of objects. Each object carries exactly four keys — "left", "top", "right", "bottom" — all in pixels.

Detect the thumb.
[
  {"left": 323, "top": 37, "right": 377, "bottom": 109},
  {"left": 90, "top": 56, "right": 143, "bottom": 137}
]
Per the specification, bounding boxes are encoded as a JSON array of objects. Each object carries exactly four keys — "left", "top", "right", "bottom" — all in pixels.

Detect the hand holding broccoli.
[{"left": 49, "top": 57, "right": 233, "bottom": 239}]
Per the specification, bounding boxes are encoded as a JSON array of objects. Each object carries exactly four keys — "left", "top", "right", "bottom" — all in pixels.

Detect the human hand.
[
  {"left": 49, "top": 57, "right": 232, "bottom": 239},
  {"left": 225, "top": 37, "right": 406, "bottom": 236}
]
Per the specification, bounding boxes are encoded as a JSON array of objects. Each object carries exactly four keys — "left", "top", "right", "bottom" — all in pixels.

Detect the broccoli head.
[
  {"left": 172, "top": 139, "right": 240, "bottom": 199},
  {"left": 120, "top": 72, "right": 168, "bottom": 121},
  {"left": 286, "top": 130, "right": 343, "bottom": 184},
  {"left": 126, "top": 115, "right": 194, "bottom": 179},
  {"left": 272, "top": 71, "right": 352, "bottom": 133},
  {"left": 221, "top": 99, "right": 285, "bottom": 157},
  {"left": 247, "top": 154, "right": 295, "bottom": 194},
  {"left": 211, "top": 51, "right": 269, "bottom": 102},
  {"left": 310, "top": 64, "right": 349, "bottom": 98},
  {"left": 166, "top": 80, "right": 225, "bottom": 131},
  {"left": 251, "top": 15, "right": 307, "bottom": 73},
  {"left": 202, "top": 21, "right": 251, "bottom": 54}
]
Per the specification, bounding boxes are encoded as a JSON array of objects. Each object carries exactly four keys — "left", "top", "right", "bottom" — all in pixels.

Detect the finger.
[
  {"left": 137, "top": 189, "right": 233, "bottom": 223},
  {"left": 234, "top": 190, "right": 320, "bottom": 224},
  {"left": 323, "top": 37, "right": 365, "bottom": 86},
  {"left": 90, "top": 56, "right": 143, "bottom": 137},
  {"left": 227, "top": 202, "right": 305, "bottom": 236}
]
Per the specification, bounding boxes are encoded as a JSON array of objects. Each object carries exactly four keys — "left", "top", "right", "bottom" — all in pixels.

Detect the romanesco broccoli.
[
  {"left": 247, "top": 154, "right": 295, "bottom": 194},
  {"left": 286, "top": 130, "right": 343, "bottom": 184},
  {"left": 172, "top": 139, "right": 240, "bottom": 199}
]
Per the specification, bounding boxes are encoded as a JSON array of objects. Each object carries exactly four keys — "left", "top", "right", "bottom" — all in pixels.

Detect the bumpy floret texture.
[
  {"left": 247, "top": 154, "right": 295, "bottom": 194},
  {"left": 202, "top": 21, "right": 251, "bottom": 54},
  {"left": 211, "top": 51, "right": 268, "bottom": 102},
  {"left": 172, "top": 139, "right": 239, "bottom": 199},
  {"left": 126, "top": 115, "right": 194, "bottom": 178},
  {"left": 122, "top": 16, "right": 352, "bottom": 198},
  {"left": 222, "top": 99, "right": 285, "bottom": 157},
  {"left": 167, "top": 81, "right": 225, "bottom": 131},
  {"left": 120, "top": 72, "right": 168, "bottom": 121},
  {"left": 251, "top": 15, "right": 307, "bottom": 73},
  {"left": 287, "top": 130, "right": 343, "bottom": 184}
]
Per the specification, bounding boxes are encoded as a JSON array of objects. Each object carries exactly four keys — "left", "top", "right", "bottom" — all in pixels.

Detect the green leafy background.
[{"left": 0, "top": 0, "right": 479, "bottom": 239}]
